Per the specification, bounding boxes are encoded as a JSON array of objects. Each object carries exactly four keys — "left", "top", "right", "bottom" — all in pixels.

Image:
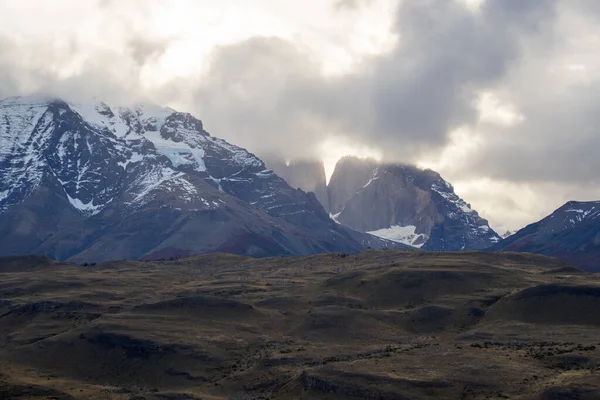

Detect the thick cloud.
[
  {"left": 128, "top": 37, "right": 173, "bottom": 66},
  {"left": 189, "top": 0, "right": 560, "bottom": 161},
  {"left": 439, "top": 0, "right": 600, "bottom": 186},
  {"left": 0, "top": 0, "right": 562, "bottom": 162}
]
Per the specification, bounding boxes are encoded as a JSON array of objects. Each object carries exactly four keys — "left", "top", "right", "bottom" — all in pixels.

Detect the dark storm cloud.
[
  {"left": 465, "top": 81, "right": 600, "bottom": 185},
  {"left": 437, "top": 0, "right": 600, "bottom": 186},
  {"left": 191, "top": 38, "right": 326, "bottom": 159}
]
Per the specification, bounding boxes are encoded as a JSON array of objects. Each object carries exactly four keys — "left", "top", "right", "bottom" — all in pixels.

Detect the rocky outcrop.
[
  {"left": 327, "top": 157, "right": 500, "bottom": 250},
  {"left": 327, "top": 157, "right": 379, "bottom": 215}
]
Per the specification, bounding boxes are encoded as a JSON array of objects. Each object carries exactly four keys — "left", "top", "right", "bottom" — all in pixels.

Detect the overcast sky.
[{"left": 1, "top": 0, "right": 600, "bottom": 233}]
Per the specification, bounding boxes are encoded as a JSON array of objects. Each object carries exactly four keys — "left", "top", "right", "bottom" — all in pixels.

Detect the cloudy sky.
[{"left": 1, "top": 0, "right": 600, "bottom": 233}]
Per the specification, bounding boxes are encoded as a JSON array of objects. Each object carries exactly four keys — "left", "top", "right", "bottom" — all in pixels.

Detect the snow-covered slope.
[
  {"left": 0, "top": 97, "right": 62, "bottom": 212},
  {"left": 0, "top": 96, "right": 401, "bottom": 261}
]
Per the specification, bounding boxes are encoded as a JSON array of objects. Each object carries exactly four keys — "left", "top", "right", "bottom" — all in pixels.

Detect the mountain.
[
  {"left": 327, "top": 156, "right": 500, "bottom": 250},
  {"left": 0, "top": 96, "right": 400, "bottom": 262},
  {"left": 492, "top": 200, "right": 600, "bottom": 272},
  {"left": 261, "top": 156, "right": 329, "bottom": 213}
]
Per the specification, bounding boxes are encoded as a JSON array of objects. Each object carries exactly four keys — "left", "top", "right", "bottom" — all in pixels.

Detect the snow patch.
[
  {"left": 208, "top": 176, "right": 224, "bottom": 191},
  {"left": 330, "top": 212, "right": 342, "bottom": 223},
  {"left": 362, "top": 168, "right": 381, "bottom": 190},
  {"left": 212, "top": 137, "right": 263, "bottom": 168},
  {"left": 145, "top": 130, "right": 207, "bottom": 171},
  {"left": 118, "top": 152, "right": 144, "bottom": 169},
  {"left": 0, "top": 98, "right": 50, "bottom": 164},
  {"left": 556, "top": 206, "right": 600, "bottom": 229},
  {"left": 363, "top": 176, "right": 379, "bottom": 189},
  {"left": 129, "top": 167, "right": 179, "bottom": 204},
  {"left": 431, "top": 182, "right": 475, "bottom": 216},
  {"left": 66, "top": 193, "right": 104, "bottom": 216},
  {"left": 367, "top": 225, "right": 427, "bottom": 248},
  {"left": 134, "top": 103, "right": 174, "bottom": 132}
]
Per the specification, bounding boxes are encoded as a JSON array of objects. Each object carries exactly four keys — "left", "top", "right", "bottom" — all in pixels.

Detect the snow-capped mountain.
[
  {"left": 0, "top": 96, "right": 402, "bottom": 262},
  {"left": 492, "top": 200, "right": 600, "bottom": 272},
  {"left": 325, "top": 157, "right": 500, "bottom": 250}
]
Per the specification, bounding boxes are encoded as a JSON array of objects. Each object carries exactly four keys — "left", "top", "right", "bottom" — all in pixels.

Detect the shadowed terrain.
[{"left": 1, "top": 251, "right": 599, "bottom": 399}]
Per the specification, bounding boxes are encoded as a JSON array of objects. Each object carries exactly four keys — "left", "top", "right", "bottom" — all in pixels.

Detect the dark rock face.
[
  {"left": 262, "top": 156, "right": 329, "bottom": 213},
  {"left": 0, "top": 96, "right": 400, "bottom": 262},
  {"left": 326, "top": 157, "right": 500, "bottom": 250},
  {"left": 492, "top": 201, "right": 600, "bottom": 272},
  {"left": 328, "top": 157, "right": 380, "bottom": 216}
]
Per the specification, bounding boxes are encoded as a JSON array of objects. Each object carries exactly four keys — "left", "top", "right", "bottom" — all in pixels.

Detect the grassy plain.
[{"left": 1, "top": 251, "right": 599, "bottom": 399}]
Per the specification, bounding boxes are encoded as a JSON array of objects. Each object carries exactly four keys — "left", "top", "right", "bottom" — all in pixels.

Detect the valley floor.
[{"left": 1, "top": 251, "right": 599, "bottom": 399}]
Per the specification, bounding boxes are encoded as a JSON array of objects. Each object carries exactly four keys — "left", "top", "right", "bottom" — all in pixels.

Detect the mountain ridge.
[
  {"left": 0, "top": 95, "right": 403, "bottom": 261},
  {"left": 269, "top": 155, "right": 501, "bottom": 250},
  {"left": 491, "top": 200, "right": 600, "bottom": 271}
]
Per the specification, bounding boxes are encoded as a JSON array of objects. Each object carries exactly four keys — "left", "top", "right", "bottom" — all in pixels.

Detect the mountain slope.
[
  {"left": 0, "top": 96, "right": 399, "bottom": 261},
  {"left": 262, "top": 156, "right": 329, "bottom": 213},
  {"left": 327, "top": 156, "right": 500, "bottom": 250},
  {"left": 492, "top": 200, "right": 600, "bottom": 272}
]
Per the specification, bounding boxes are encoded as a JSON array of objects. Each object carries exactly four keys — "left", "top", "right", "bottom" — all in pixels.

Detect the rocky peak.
[
  {"left": 501, "top": 230, "right": 514, "bottom": 239},
  {"left": 327, "top": 156, "right": 379, "bottom": 215},
  {"left": 162, "top": 112, "right": 205, "bottom": 137},
  {"left": 327, "top": 156, "right": 500, "bottom": 250}
]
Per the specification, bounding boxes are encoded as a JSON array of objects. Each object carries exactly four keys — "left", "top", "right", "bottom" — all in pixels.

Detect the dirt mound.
[
  {"left": 486, "top": 284, "right": 600, "bottom": 325},
  {"left": 405, "top": 306, "right": 456, "bottom": 333},
  {"left": 10, "top": 327, "right": 219, "bottom": 388},
  {"left": 4, "top": 300, "right": 98, "bottom": 316},
  {"left": 542, "top": 266, "right": 585, "bottom": 275},
  {"left": 154, "top": 392, "right": 205, "bottom": 400},
  {"left": 254, "top": 296, "right": 301, "bottom": 308},
  {"left": 538, "top": 386, "right": 600, "bottom": 400},
  {"left": 293, "top": 306, "right": 406, "bottom": 342},
  {"left": 324, "top": 268, "right": 494, "bottom": 307},
  {"left": 544, "top": 354, "right": 597, "bottom": 371},
  {"left": 81, "top": 330, "right": 185, "bottom": 359},
  {"left": 514, "top": 284, "right": 600, "bottom": 299},
  {"left": 0, "top": 255, "right": 60, "bottom": 273},
  {"left": 0, "top": 300, "right": 102, "bottom": 347},
  {"left": 300, "top": 369, "right": 455, "bottom": 400},
  {"left": 311, "top": 294, "right": 363, "bottom": 308},
  {"left": 0, "top": 381, "right": 75, "bottom": 399},
  {"left": 135, "top": 295, "right": 255, "bottom": 318}
]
